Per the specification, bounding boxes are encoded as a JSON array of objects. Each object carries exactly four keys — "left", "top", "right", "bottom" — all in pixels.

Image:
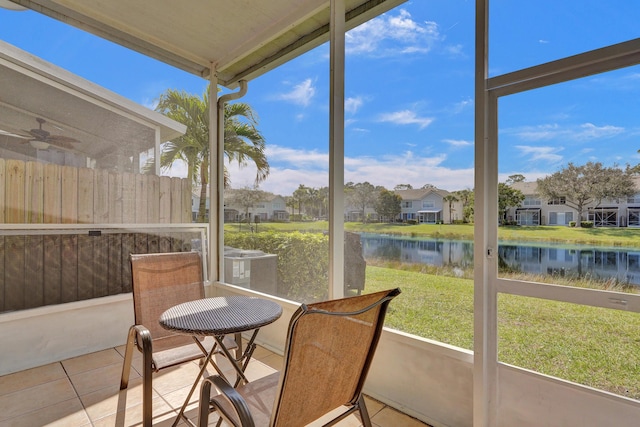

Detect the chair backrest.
[
  {"left": 130, "top": 252, "right": 205, "bottom": 344},
  {"left": 271, "top": 288, "right": 401, "bottom": 427}
]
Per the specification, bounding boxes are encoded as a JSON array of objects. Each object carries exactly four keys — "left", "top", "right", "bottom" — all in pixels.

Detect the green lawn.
[
  {"left": 229, "top": 221, "right": 640, "bottom": 248},
  {"left": 364, "top": 265, "right": 640, "bottom": 399}
]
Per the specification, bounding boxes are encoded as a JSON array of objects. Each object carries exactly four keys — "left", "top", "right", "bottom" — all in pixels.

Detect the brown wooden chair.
[
  {"left": 120, "top": 251, "right": 236, "bottom": 427},
  {"left": 198, "top": 288, "right": 401, "bottom": 427}
]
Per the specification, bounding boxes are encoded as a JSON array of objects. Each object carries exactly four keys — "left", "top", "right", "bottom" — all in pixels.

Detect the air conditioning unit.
[{"left": 223, "top": 247, "right": 278, "bottom": 295}]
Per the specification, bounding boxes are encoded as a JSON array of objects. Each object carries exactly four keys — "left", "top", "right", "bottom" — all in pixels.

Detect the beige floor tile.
[
  {"left": 185, "top": 407, "right": 223, "bottom": 427},
  {"left": 259, "top": 352, "right": 284, "bottom": 371},
  {"left": 242, "top": 359, "right": 277, "bottom": 382},
  {"left": 117, "top": 344, "right": 148, "bottom": 377},
  {"left": 70, "top": 362, "right": 138, "bottom": 397},
  {"left": 151, "top": 362, "right": 204, "bottom": 397},
  {"left": 0, "top": 378, "right": 77, "bottom": 422},
  {"left": 81, "top": 376, "right": 160, "bottom": 422},
  {"left": 250, "top": 345, "right": 273, "bottom": 360},
  {"left": 363, "top": 395, "right": 385, "bottom": 418},
  {"left": 92, "top": 394, "right": 177, "bottom": 427},
  {"left": 159, "top": 378, "right": 206, "bottom": 412},
  {"left": 0, "top": 397, "right": 90, "bottom": 427},
  {"left": 372, "top": 406, "right": 431, "bottom": 427},
  {"left": 0, "top": 362, "right": 66, "bottom": 396},
  {"left": 62, "top": 348, "right": 125, "bottom": 376}
]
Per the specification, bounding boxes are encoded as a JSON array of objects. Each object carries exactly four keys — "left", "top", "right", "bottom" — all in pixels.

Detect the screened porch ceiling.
[{"left": 4, "top": 0, "right": 406, "bottom": 87}]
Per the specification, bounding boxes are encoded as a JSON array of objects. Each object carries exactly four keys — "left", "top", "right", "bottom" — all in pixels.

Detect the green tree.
[
  {"left": 454, "top": 189, "right": 474, "bottom": 223},
  {"left": 536, "top": 162, "right": 636, "bottom": 227},
  {"left": 375, "top": 189, "right": 402, "bottom": 222},
  {"left": 346, "top": 182, "right": 379, "bottom": 223},
  {"left": 229, "top": 186, "right": 269, "bottom": 224},
  {"left": 292, "top": 184, "right": 312, "bottom": 220},
  {"left": 498, "top": 182, "right": 525, "bottom": 224},
  {"left": 443, "top": 193, "right": 460, "bottom": 224},
  {"left": 394, "top": 184, "right": 413, "bottom": 190},
  {"left": 154, "top": 84, "right": 269, "bottom": 222}
]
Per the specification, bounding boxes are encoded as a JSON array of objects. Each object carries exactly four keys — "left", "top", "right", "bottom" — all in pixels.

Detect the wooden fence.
[
  {"left": 0, "top": 158, "right": 196, "bottom": 313},
  {"left": 0, "top": 159, "right": 191, "bottom": 224}
]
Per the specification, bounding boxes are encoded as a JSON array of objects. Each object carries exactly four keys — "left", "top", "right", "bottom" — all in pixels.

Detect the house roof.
[
  {"left": 7, "top": 0, "right": 406, "bottom": 88},
  {"left": 394, "top": 187, "right": 450, "bottom": 201},
  {"left": 510, "top": 181, "right": 539, "bottom": 195}
]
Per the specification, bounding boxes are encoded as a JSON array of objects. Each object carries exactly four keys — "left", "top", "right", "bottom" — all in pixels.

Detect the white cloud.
[
  {"left": 225, "top": 144, "right": 473, "bottom": 195},
  {"left": 507, "top": 122, "right": 624, "bottom": 141},
  {"left": 515, "top": 145, "right": 563, "bottom": 163},
  {"left": 450, "top": 98, "right": 473, "bottom": 114},
  {"left": 276, "top": 78, "right": 315, "bottom": 106},
  {"left": 575, "top": 122, "right": 624, "bottom": 140},
  {"left": 345, "top": 96, "right": 364, "bottom": 114},
  {"left": 377, "top": 110, "right": 434, "bottom": 129},
  {"left": 443, "top": 139, "right": 472, "bottom": 148},
  {"left": 346, "top": 9, "right": 442, "bottom": 56}
]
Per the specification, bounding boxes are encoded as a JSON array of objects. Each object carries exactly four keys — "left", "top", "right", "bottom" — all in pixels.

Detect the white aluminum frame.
[{"left": 475, "top": 1, "right": 640, "bottom": 424}]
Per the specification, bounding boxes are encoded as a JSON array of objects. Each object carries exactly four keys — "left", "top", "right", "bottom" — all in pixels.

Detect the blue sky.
[{"left": 1, "top": 1, "right": 639, "bottom": 196}]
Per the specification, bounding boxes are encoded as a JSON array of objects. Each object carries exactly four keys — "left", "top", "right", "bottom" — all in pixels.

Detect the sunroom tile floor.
[{"left": 0, "top": 345, "right": 431, "bottom": 427}]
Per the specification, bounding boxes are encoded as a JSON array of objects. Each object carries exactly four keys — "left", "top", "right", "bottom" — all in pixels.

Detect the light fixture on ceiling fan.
[{"left": 20, "top": 117, "right": 81, "bottom": 150}]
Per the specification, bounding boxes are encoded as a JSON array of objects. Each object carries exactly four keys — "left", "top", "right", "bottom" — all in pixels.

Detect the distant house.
[
  {"left": 394, "top": 187, "right": 460, "bottom": 224},
  {"left": 344, "top": 204, "right": 379, "bottom": 222},
  {"left": 193, "top": 189, "right": 289, "bottom": 223},
  {"left": 508, "top": 179, "right": 640, "bottom": 227}
]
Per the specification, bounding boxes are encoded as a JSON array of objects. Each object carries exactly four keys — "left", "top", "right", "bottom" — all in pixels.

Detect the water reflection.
[{"left": 360, "top": 233, "right": 640, "bottom": 286}]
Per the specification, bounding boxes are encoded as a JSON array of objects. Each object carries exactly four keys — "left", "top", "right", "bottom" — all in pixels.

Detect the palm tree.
[
  {"left": 154, "top": 85, "right": 269, "bottom": 222},
  {"left": 443, "top": 194, "right": 459, "bottom": 224}
]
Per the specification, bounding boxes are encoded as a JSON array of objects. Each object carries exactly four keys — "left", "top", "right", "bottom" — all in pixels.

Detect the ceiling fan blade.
[
  {"left": 0, "top": 129, "right": 31, "bottom": 139},
  {"left": 48, "top": 135, "right": 80, "bottom": 144},
  {"left": 46, "top": 138, "right": 77, "bottom": 150}
]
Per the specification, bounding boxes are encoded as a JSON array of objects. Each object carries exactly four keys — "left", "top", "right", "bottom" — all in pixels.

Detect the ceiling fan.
[{"left": 19, "top": 117, "right": 81, "bottom": 150}]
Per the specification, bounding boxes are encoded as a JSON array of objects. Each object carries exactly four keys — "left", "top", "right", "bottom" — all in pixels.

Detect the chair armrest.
[
  {"left": 132, "top": 324, "right": 153, "bottom": 354},
  {"left": 199, "top": 375, "right": 255, "bottom": 427}
]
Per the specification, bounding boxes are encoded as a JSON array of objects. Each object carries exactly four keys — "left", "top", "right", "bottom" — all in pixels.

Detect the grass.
[
  {"left": 364, "top": 265, "right": 640, "bottom": 399},
  {"left": 229, "top": 221, "right": 640, "bottom": 248}
]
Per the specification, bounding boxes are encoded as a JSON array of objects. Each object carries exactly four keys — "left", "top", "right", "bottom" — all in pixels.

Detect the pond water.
[{"left": 359, "top": 233, "right": 640, "bottom": 286}]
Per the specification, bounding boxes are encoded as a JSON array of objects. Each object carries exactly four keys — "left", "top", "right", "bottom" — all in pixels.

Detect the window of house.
[
  {"left": 402, "top": 201, "right": 413, "bottom": 208},
  {"left": 523, "top": 196, "right": 541, "bottom": 206},
  {"left": 548, "top": 197, "right": 566, "bottom": 205}
]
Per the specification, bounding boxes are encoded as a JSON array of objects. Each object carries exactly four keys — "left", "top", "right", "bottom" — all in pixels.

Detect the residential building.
[
  {"left": 508, "top": 179, "right": 640, "bottom": 227},
  {"left": 394, "top": 187, "right": 461, "bottom": 224},
  {"left": 193, "top": 188, "right": 289, "bottom": 222}
]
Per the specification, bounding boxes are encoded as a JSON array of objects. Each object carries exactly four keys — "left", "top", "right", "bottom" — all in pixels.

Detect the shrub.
[{"left": 569, "top": 221, "right": 594, "bottom": 228}]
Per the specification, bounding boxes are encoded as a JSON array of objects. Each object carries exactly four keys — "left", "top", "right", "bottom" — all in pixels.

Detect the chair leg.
[
  {"left": 137, "top": 328, "right": 154, "bottom": 427},
  {"left": 120, "top": 326, "right": 136, "bottom": 390},
  {"left": 357, "top": 395, "right": 373, "bottom": 427}
]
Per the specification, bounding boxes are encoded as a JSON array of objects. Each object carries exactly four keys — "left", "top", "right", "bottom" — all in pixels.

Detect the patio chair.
[
  {"left": 120, "top": 251, "right": 236, "bottom": 427},
  {"left": 198, "top": 287, "right": 401, "bottom": 427}
]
